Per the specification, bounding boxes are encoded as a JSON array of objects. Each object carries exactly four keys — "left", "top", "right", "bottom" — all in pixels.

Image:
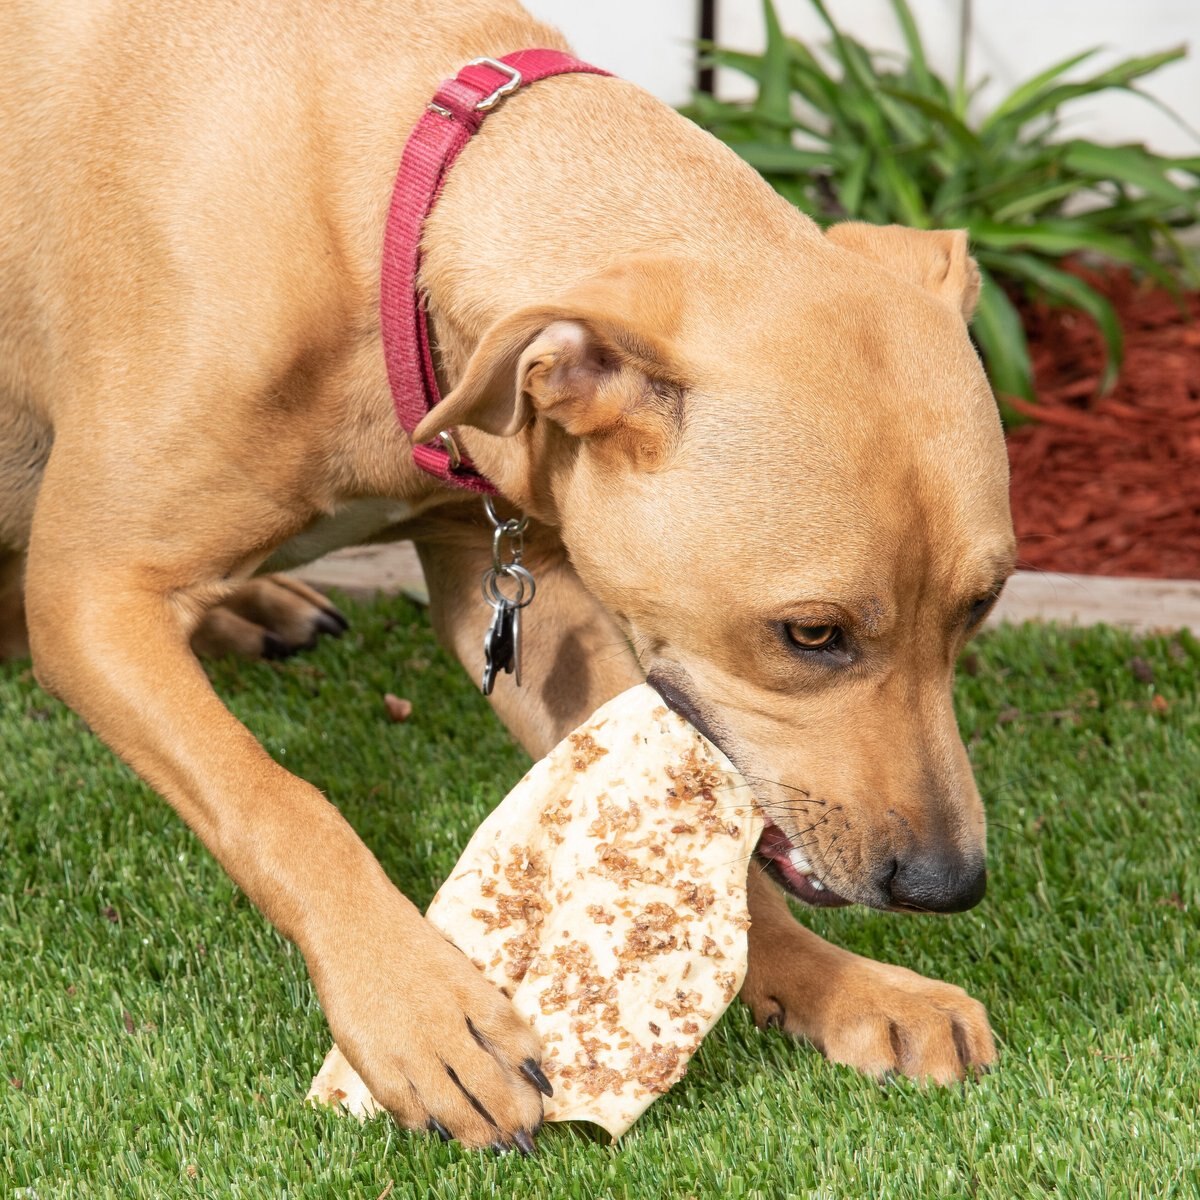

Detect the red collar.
[{"left": 380, "top": 50, "right": 612, "bottom": 492}]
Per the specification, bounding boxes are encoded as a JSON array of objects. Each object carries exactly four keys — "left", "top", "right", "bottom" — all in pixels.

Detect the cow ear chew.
[{"left": 307, "top": 683, "right": 762, "bottom": 1138}]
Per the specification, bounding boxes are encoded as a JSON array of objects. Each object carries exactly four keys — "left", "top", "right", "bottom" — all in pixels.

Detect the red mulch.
[{"left": 1005, "top": 264, "right": 1200, "bottom": 579}]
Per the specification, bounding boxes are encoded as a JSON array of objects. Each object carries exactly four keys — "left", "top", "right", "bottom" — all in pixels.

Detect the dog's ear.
[
  {"left": 825, "top": 222, "right": 981, "bottom": 321},
  {"left": 411, "top": 261, "right": 686, "bottom": 456}
]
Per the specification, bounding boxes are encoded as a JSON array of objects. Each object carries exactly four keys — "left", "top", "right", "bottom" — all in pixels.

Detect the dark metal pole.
[{"left": 697, "top": 0, "right": 717, "bottom": 95}]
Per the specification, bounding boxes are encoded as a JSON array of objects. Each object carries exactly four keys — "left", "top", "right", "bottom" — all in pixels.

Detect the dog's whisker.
[
  {"left": 739, "top": 773, "right": 815, "bottom": 799},
  {"left": 819, "top": 843, "right": 848, "bottom": 883}
]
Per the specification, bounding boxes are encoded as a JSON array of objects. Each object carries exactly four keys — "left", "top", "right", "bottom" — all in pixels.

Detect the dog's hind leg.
[
  {"left": 0, "top": 398, "right": 51, "bottom": 662},
  {"left": 0, "top": 550, "right": 29, "bottom": 661},
  {"left": 190, "top": 575, "right": 348, "bottom": 660},
  {"left": 740, "top": 868, "right": 996, "bottom": 1084}
]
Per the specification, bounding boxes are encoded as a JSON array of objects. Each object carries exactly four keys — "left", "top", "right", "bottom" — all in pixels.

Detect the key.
[
  {"left": 482, "top": 602, "right": 515, "bottom": 695},
  {"left": 512, "top": 600, "right": 523, "bottom": 687}
]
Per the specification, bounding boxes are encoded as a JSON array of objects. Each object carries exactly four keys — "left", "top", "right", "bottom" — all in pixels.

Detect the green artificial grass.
[{"left": 1, "top": 595, "right": 1197, "bottom": 1199}]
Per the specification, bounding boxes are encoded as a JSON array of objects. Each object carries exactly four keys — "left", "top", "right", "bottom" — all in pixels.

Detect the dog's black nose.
[{"left": 884, "top": 851, "right": 987, "bottom": 913}]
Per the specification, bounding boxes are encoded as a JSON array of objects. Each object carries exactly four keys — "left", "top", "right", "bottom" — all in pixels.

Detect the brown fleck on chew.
[{"left": 307, "top": 684, "right": 761, "bottom": 1137}]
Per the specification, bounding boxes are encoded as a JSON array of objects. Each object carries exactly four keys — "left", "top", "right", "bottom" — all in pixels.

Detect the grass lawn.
[{"left": 1, "top": 594, "right": 1197, "bottom": 1199}]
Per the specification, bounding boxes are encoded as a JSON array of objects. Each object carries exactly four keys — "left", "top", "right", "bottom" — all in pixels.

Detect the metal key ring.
[
  {"left": 484, "top": 497, "right": 529, "bottom": 569},
  {"left": 482, "top": 563, "right": 536, "bottom": 609},
  {"left": 482, "top": 564, "right": 535, "bottom": 608},
  {"left": 491, "top": 521, "right": 525, "bottom": 571}
]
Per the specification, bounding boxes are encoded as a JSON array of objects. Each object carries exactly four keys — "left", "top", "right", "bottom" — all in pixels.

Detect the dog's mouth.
[
  {"left": 647, "top": 669, "right": 854, "bottom": 909},
  {"left": 754, "top": 819, "right": 853, "bottom": 908}
]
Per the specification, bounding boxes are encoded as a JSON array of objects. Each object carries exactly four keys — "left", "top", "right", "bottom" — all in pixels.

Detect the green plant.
[{"left": 684, "top": 0, "right": 1200, "bottom": 412}]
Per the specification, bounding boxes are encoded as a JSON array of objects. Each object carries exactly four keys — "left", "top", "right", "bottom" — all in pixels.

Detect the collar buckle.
[{"left": 466, "top": 57, "right": 523, "bottom": 110}]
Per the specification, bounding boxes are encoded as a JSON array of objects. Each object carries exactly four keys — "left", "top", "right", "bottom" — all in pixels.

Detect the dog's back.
[{"left": 0, "top": 0, "right": 570, "bottom": 553}]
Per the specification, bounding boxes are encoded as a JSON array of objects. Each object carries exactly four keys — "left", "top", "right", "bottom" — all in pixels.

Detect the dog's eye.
[
  {"left": 966, "top": 593, "right": 999, "bottom": 629},
  {"left": 784, "top": 622, "right": 841, "bottom": 651}
]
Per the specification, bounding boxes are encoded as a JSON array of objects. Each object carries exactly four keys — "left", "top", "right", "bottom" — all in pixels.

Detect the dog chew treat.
[{"left": 307, "top": 683, "right": 761, "bottom": 1139}]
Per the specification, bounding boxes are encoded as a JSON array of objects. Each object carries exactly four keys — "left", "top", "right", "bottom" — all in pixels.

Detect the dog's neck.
[
  {"left": 322, "top": 41, "right": 815, "bottom": 510},
  {"left": 410, "top": 75, "right": 816, "bottom": 508}
]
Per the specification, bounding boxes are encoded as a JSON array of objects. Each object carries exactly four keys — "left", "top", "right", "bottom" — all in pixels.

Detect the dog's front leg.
[
  {"left": 25, "top": 470, "right": 545, "bottom": 1149},
  {"left": 741, "top": 869, "right": 996, "bottom": 1083}
]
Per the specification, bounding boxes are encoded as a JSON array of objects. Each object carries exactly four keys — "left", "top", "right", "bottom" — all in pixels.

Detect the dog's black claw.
[
  {"left": 262, "top": 632, "right": 295, "bottom": 660},
  {"left": 426, "top": 1118, "right": 452, "bottom": 1143},
  {"left": 759, "top": 995, "right": 786, "bottom": 1032},
  {"left": 316, "top": 609, "right": 349, "bottom": 637},
  {"left": 520, "top": 1058, "right": 554, "bottom": 1098},
  {"left": 513, "top": 1128, "right": 536, "bottom": 1157},
  {"left": 489, "top": 1138, "right": 513, "bottom": 1155}
]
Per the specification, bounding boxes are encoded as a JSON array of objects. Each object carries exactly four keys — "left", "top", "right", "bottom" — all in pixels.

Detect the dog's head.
[{"left": 415, "top": 222, "right": 1015, "bottom": 914}]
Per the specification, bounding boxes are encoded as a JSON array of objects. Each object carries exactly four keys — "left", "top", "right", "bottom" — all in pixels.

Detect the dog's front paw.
[
  {"left": 743, "top": 935, "right": 996, "bottom": 1085},
  {"left": 309, "top": 902, "right": 547, "bottom": 1151},
  {"left": 807, "top": 958, "right": 996, "bottom": 1084}
]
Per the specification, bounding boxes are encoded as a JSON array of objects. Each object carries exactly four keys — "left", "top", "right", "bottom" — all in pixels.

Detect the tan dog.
[{"left": 1, "top": 0, "right": 1014, "bottom": 1150}]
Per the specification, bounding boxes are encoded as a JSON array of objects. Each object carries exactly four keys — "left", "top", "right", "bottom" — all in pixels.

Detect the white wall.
[
  {"left": 520, "top": 0, "right": 699, "bottom": 106},
  {"left": 717, "top": 1, "right": 1200, "bottom": 157},
  {"left": 519, "top": 1, "right": 1198, "bottom": 155}
]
